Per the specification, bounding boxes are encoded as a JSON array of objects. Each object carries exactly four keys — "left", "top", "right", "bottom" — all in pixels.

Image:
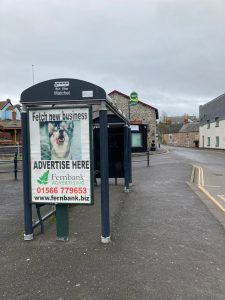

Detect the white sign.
[
  {"left": 82, "top": 91, "right": 93, "bottom": 98},
  {"left": 53, "top": 81, "right": 71, "bottom": 96},
  {"left": 54, "top": 81, "right": 70, "bottom": 88},
  {"left": 130, "top": 125, "right": 139, "bottom": 131},
  {"left": 28, "top": 107, "right": 93, "bottom": 204}
]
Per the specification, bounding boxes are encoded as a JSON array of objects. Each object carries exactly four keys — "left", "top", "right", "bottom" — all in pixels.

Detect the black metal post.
[
  {"left": 56, "top": 204, "right": 69, "bottom": 241},
  {"left": 128, "top": 102, "right": 130, "bottom": 120},
  {"left": 128, "top": 127, "right": 132, "bottom": 185},
  {"left": 21, "top": 108, "right": 33, "bottom": 240},
  {"left": 14, "top": 151, "right": 18, "bottom": 180},
  {"left": 147, "top": 151, "right": 150, "bottom": 167},
  {"left": 124, "top": 125, "right": 129, "bottom": 192},
  {"left": 99, "top": 103, "right": 110, "bottom": 243}
]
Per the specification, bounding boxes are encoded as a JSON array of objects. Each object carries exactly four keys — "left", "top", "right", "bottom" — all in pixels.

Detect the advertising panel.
[{"left": 28, "top": 107, "right": 93, "bottom": 204}]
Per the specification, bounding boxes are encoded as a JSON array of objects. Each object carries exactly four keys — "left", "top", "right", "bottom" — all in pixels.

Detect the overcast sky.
[{"left": 1, "top": 0, "right": 225, "bottom": 116}]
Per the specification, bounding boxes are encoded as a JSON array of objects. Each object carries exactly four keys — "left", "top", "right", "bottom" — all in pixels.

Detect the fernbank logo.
[{"left": 37, "top": 170, "right": 49, "bottom": 185}]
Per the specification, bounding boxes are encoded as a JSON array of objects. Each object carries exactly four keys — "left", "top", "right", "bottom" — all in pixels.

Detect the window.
[
  {"left": 207, "top": 120, "right": 210, "bottom": 129},
  {"left": 207, "top": 137, "right": 210, "bottom": 146},
  {"left": 131, "top": 133, "right": 143, "bottom": 147},
  {"left": 216, "top": 136, "right": 219, "bottom": 147},
  {"left": 215, "top": 117, "right": 219, "bottom": 127}
]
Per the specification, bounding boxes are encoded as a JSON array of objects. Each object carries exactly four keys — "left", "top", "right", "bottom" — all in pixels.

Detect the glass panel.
[{"left": 132, "top": 133, "right": 143, "bottom": 147}]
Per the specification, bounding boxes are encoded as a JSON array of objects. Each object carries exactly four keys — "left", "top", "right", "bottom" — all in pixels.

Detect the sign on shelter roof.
[{"left": 20, "top": 78, "right": 107, "bottom": 104}]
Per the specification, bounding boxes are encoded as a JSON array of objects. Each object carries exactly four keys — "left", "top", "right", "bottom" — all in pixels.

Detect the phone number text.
[{"left": 36, "top": 187, "right": 87, "bottom": 194}]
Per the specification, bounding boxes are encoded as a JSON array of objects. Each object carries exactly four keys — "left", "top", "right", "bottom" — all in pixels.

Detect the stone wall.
[
  {"left": 109, "top": 92, "right": 157, "bottom": 148},
  {"left": 162, "top": 132, "right": 199, "bottom": 147}
]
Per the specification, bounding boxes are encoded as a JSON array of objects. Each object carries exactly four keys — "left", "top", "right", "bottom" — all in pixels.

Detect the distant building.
[
  {"left": 161, "top": 123, "right": 199, "bottom": 147},
  {"left": 109, "top": 90, "right": 158, "bottom": 150},
  {"left": 165, "top": 115, "right": 198, "bottom": 125},
  {"left": 0, "top": 99, "right": 21, "bottom": 121},
  {"left": 179, "top": 123, "right": 199, "bottom": 147},
  {"left": 199, "top": 93, "right": 225, "bottom": 149},
  {"left": 160, "top": 124, "right": 183, "bottom": 146},
  {"left": 0, "top": 99, "right": 21, "bottom": 144},
  {"left": 0, "top": 120, "right": 21, "bottom": 145}
]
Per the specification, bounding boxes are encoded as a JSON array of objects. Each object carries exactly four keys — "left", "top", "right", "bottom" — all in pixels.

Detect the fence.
[
  {"left": 0, "top": 145, "right": 22, "bottom": 157},
  {"left": 0, "top": 145, "right": 55, "bottom": 232},
  {"left": 0, "top": 148, "right": 22, "bottom": 180}
]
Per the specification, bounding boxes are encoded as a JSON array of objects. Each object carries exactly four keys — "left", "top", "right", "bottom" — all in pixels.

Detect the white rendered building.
[{"left": 199, "top": 93, "right": 225, "bottom": 149}]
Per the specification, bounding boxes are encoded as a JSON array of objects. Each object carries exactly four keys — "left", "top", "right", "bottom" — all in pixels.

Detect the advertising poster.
[{"left": 28, "top": 107, "right": 93, "bottom": 204}]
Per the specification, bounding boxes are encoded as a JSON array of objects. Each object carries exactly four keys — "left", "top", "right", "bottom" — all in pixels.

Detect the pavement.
[{"left": 1, "top": 147, "right": 225, "bottom": 299}]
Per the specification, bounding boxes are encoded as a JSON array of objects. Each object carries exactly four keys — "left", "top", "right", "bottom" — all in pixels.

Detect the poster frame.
[{"left": 27, "top": 105, "right": 94, "bottom": 205}]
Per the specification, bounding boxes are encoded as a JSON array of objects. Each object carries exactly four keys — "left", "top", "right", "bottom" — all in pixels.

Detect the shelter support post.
[
  {"left": 100, "top": 102, "right": 110, "bottom": 243},
  {"left": 21, "top": 106, "right": 33, "bottom": 241},
  {"left": 56, "top": 205, "right": 69, "bottom": 241},
  {"left": 128, "top": 127, "right": 132, "bottom": 185},
  {"left": 124, "top": 125, "right": 129, "bottom": 192}
]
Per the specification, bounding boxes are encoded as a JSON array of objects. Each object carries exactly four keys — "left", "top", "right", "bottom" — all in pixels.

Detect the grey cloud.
[{"left": 1, "top": 0, "right": 225, "bottom": 116}]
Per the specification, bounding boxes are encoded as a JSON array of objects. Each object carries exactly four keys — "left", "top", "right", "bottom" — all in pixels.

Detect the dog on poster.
[{"left": 48, "top": 121, "right": 74, "bottom": 160}]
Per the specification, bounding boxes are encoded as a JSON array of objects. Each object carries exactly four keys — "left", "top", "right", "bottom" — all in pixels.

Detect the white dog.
[{"left": 48, "top": 121, "right": 73, "bottom": 160}]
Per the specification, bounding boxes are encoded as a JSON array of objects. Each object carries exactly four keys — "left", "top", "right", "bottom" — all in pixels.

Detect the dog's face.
[{"left": 48, "top": 121, "right": 73, "bottom": 160}]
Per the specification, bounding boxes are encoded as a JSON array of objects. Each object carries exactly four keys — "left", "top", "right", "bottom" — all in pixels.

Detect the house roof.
[
  {"left": 6, "top": 106, "right": 15, "bottom": 111},
  {"left": 109, "top": 90, "right": 158, "bottom": 118},
  {"left": 166, "top": 115, "right": 198, "bottom": 124},
  {"left": 199, "top": 93, "right": 225, "bottom": 125},
  {"left": 161, "top": 124, "right": 183, "bottom": 134},
  {"left": 14, "top": 104, "right": 22, "bottom": 111},
  {"left": 0, "top": 99, "right": 11, "bottom": 110},
  {"left": 179, "top": 122, "right": 199, "bottom": 133}
]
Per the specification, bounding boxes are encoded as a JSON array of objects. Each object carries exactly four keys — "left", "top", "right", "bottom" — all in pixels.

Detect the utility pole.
[{"left": 32, "top": 64, "right": 35, "bottom": 85}]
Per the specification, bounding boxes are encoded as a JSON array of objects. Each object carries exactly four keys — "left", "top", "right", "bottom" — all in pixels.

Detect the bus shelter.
[{"left": 20, "top": 78, "right": 131, "bottom": 243}]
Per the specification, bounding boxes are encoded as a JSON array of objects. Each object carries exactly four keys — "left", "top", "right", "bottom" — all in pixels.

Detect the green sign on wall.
[{"left": 130, "top": 91, "right": 139, "bottom": 106}]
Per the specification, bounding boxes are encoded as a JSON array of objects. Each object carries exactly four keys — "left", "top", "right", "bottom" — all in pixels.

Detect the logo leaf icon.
[{"left": 37, "top": 170, "right": 49, "bottom": 184}]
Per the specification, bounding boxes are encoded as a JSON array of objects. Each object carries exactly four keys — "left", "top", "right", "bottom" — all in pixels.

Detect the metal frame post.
[
  {"left": 14, "top": 151, "right": 18, "bottom": 180},
  {"left": 147, "top": 151, "right": 150, "bottom": 167},
  {"left": 21, "top": 105, "right": 33, "bottom": 240},
  {"left": 124, "top": 125, "right": 129, "bottom": 192},
  {"left": 128, "top": 127, "right": 132, "bottom": 185},
  {"left": 56, "top": 204, "right": 69, "bottom": 241},
  {"left": 99, "top": 102, "right": 110, "bottom": 243}
]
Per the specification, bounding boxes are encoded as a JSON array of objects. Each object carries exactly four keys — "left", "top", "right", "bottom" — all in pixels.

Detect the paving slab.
[{"left": 1, "top": 152, "right": 225, "bottom": 299}]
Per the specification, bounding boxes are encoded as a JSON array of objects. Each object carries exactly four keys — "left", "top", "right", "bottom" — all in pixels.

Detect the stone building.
[
  {"left": 179, "top": 123, "right": 199, "bottom": 147},
  {"left": 161, "top": 123, "right": 199, "bottom": 147},
  {"left": 199, "top": 93, "right": 225, "bottom": 149},
  {"left": 161, "top": 124, "right": 182, "bottom": 146},
  {"left": 108, "top": 90, "right": 158, "bottom": 149}
]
